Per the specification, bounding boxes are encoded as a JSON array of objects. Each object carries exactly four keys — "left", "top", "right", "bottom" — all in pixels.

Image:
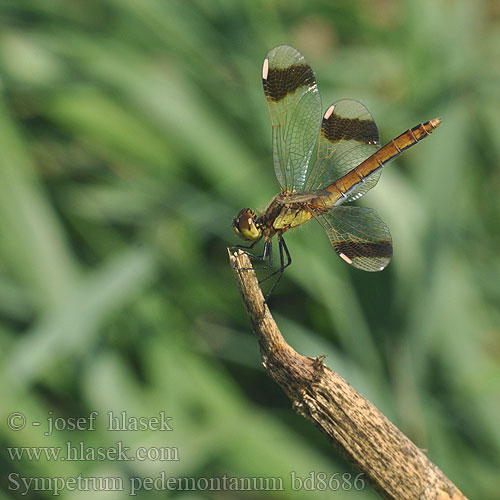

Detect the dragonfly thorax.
[{"left": 233, "top": 208, "right": 263, "bottom": 242}]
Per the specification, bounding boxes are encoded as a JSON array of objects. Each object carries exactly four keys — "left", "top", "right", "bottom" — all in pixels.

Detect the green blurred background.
[{"left": 1, "top": 0, "right": 499, "bottom": 498}]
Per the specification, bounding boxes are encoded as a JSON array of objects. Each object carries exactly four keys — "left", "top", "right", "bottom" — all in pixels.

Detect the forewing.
[
  {"left": 263, "top": 45, "right": 322, "bottom": 192},
  {"left": 305, "top": 99, "right": 381, "bottom": 201},
  {"left": 316, "top": 206, "right": 392, "bottom": 271}
]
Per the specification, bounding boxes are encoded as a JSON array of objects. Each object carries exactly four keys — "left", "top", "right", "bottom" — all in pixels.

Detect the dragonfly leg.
[
  {"left": 230, "top": 239, "right": 274, "bottom": 270},
  {"left": 230, "top": 239, "right": 260, "bottom": 252},
  {"left": 232, "top": 236, "right": 292, "bottom": 300},
  {"left": 249, "top": 239, "right": 274, "bottom": 270},
  {"left": 258, "top": 235, "right": 292, "bottom": 300},
  {"left": 260, "top": 239, "right": 273, "bottom": 267}
]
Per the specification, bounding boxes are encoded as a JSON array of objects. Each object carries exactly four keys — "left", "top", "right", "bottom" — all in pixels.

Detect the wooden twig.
[{"left": 229, "top": 249, "right": 468, "bottom": 500}]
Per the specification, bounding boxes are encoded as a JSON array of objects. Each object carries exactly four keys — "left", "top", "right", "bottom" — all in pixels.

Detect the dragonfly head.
[{"left": 233, "top": 208, "right": 262, "bottom": 241}]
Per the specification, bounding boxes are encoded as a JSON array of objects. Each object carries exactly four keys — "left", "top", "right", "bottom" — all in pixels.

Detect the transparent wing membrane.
[
  {"left": 306, "top": 99, "right": 381, "bottom": 197},
  {"left": 263, "top": 45, "right": 322, "bottom": 192},
  {"left": 316, "top": 206, "right": 392, "bottom": 271}
]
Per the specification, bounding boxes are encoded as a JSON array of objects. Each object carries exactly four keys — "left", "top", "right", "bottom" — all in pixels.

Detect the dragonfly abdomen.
[
  {"left": 357, "top": 118, "right": 441, "bottom": 178},
  {"left": 322, "top": 117, "right": 442, "bottom": 203}
]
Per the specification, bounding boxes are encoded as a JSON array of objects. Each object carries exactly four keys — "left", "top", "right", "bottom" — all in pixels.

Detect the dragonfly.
[{"left": 233, "top": 45, "right": 441, "bottom": 295}]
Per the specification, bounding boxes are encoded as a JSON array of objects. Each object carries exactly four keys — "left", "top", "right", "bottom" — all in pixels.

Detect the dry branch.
[{"left": 229, "top": 249, "right": 468, "bottom": 500}]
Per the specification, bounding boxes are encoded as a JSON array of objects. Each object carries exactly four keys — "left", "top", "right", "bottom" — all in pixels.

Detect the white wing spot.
[
  {"left": 262, "top": 58, "right": 269, "bottom": 80},
  {"left": 339, "top": 253, "right": 353, "bottom": 264},
  {"left": 324, "top": 104, "right": 335, "bottom": 120}
]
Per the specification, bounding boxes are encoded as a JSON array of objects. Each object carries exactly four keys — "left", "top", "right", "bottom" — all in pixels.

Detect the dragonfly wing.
[
  {"left": 263, "top": 45, "right": 322, "bottom": 192},
  {"left": 305, "top": 99, "right": 381, "bottom": 201},
  {"left": 277, "top": 190, "right": 328, "bottom": 204},
  {"left": 316, "top": 206, "right": 392, "bottom": 271}
]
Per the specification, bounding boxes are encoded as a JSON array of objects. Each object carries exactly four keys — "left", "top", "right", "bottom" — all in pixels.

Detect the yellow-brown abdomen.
[{"left": 326, "top": 117, "right": 442, "bottom": 200}]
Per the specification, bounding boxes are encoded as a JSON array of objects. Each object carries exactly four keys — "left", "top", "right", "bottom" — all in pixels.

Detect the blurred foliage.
[{"left": 1, "top": 0, "right": 499, "bottom": 499}]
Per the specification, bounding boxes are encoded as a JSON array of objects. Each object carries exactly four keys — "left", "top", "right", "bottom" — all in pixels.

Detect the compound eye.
[{"left": 233, "top": 209, "right": 261, "bottom": 241}]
